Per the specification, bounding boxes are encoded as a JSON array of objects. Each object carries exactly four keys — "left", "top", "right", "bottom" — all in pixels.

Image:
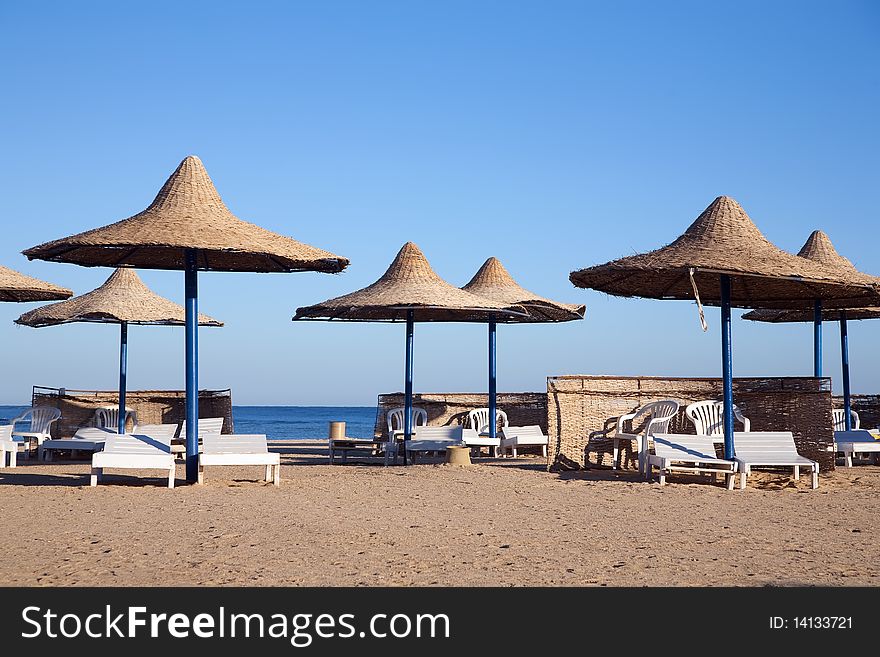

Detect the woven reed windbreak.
[
  {"left": 23, "top": 156, "right": 349, "bottom": 274},
  {"left": 295, "top": 242, "right": 522, "bottom": 323},
  {"left": 31, "top": 386, "right": 234, "bottom": 439},
  {"left": 569, "top": 197, "right": 880, "bottom": 309},
  {"left": 833, "top": 395, "right": 880, "bottom": 431},
  {"left": 15, "top": 268, "right": 222, "bottom": 327},
  {"left": 743, "top": 230, "right": 880, "bottom": 322},
  {"left": 374, "top": 392, "right": 547, "bottom": 439},
  {"left": 0, "top": 265, "right": 72, "bottom": 302},
  {"left": 461, "top": 257, "right": 585, "bottom": 323},
  {"left": 546, "top": 375, "right": 834, "bottom": 472}
]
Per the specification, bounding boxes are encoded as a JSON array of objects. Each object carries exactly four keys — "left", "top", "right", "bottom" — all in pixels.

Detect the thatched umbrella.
[
  {"left": 461, "top": 257, "right": 585, "bottom": 445},
  {"left": 742, "top": 231, "right": 880, "bottom": 430},
  {"left": 24, "top": 155, "right": 348, "bottom": 481},
  {"left": 0, "top": 265, "right": 72, "bottom": 302},
  {"left": 16, "top": 268, "right": 222, "bottom": 434},
  {"left": 294, "top": 242, "right": 523, "bottom": 463},
  {"left": 570, "top": 196, "right": 880, "bottom": 460}
]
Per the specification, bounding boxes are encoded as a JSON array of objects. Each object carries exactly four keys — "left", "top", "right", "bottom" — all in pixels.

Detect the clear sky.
[{"left": 0, "top": 1, "right": 877, "bottom": 405}]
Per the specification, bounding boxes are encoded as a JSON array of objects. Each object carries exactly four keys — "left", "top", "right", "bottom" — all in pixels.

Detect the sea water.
[{"left": 0, "top": 405, "right": 377, "bottom": 441}]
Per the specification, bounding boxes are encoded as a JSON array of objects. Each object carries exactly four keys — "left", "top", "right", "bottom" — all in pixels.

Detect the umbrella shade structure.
[
  {"left": 0, "top": 265, "right": 72, "bottom": 303},
  {"left": 462, "top": 257, "right": 585, "bottom": 444},
  {"left": 16, "top": 268, "right": 222, "bottom": 434},
  {"left": 24, "top": 155, "right": 348, "bottom": 480},
  {"left": 570, "top": 196, "right": 880, "bottom": 460},
  {"left": 742, "top": 230, "right": 880, "bottom": 431},
  {"left": 295, "top": 243, "right": 524, "bottom": 463}
]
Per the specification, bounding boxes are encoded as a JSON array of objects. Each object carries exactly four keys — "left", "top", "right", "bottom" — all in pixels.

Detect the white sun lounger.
[
  {"left": 90, "top": 429, "right": 176, "bottom": 488},
  {"left": 647, "top": 434, "right": 737, "bottom": 489},
  {"left": 834, "top": 429, "right": 880, "bottom": 467},
  {"left": 499, "top": 425, "right": 549, "bottom": 458},
  {"left": 733, "top": 431, "right": 819, "bottom": 490},
  {"left": 405, "top": 426, "right": 464, "bottom": 462},
  {"left": 0, "top": 425, "right": 17, "bottom": 468},
  {"left": 39, "top": 427, "right": 115, "bottom": 460},
  {"left": 198, "top": 434, "right": 280, "bottom": 486}
]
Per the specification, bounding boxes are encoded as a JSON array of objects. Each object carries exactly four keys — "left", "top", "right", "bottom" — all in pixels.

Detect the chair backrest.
[
  {"left": 467, "top": 408, "right": 509, "bottom": 433},
  {"left": 178, "top": 417, "right": 225, "bottom": 438},
  {"left": 132, "top": 424, "right": 179, "bottom": 442},
  {"left": 731, "top": 431, "right": 799, "bottom": 460},
  {"left": 0, "top": 424, "right": 13, "bottom": 442},
  {"left": 203, "top": 434, "right": 268, "bottom": 455},
  {"left": 832, "top": 409, "right": 860, "bottom": 431},
  {"left": 14, "top": 406, "right": 61, "bottom": 433},
  {"left": 652, "top": 433, "right": 721, "bottom": 461},
  {"left": 386, "top": 407, "right": 428, "bottom": 434},
  {"left": 633, "top": 399, "right": 679, "bottom": 435},
  {"left": 685, "top": 400, "right": 749, "bottom": 436},
  {"left": 501, "top": 425, "right": 545, "bottom": 440},
  {"left": 413, "top": 425, "right": 463, "bottom": 441},
  {"left": 94, "top": 406, "right": 138, "bottom": 431},
  {"left": 103, "top": 433, "right": 172, "bottom": 455}
]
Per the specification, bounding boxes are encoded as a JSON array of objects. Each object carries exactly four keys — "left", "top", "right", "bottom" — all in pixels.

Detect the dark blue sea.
[{"left": 0, "top": 405, "right": 377, "bottom": 441}]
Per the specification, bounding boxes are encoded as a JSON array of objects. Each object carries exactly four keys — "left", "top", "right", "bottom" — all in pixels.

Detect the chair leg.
[
  {"left": 167, "top": 467, "right": 175, "bottom": 489},
  {"left": 612, "top": 439, "right": 619, "bottom": 470},
  {"left": 90, "top": 467, "right": 101, "bottom": 487},
  {"left": 274, "top": 464, "right": 280, "bottom": 486}
]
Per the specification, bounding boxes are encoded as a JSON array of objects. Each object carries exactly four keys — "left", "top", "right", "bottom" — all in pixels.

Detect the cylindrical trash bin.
[{"left": 329, "top": 421, "right": 346, "bottom": 440}]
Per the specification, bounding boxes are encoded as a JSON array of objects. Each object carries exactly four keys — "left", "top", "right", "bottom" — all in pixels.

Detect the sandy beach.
[{"left": 0, "top": 441, "right": 877, "bottom": 587}]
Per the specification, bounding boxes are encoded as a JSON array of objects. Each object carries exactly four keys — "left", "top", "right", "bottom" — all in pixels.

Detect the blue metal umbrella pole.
[
  {"left": 118, "top": 321, "right": 128, "bottom": 434},
  {"left": 488, "top": 316, "right": 497, "bottom": 446},
  {"left": 720, "top": 275, "right": 735, "bottom": 460},
  {"left": 840, "top": 310, "right": 852, "bottom": 431},
  {"left": 403, "top": 309, "right": 415, "bottom": 466},
  {"left": 813, "top": 299, "right": 822, "bottom": 378},
  {"left": 184, "top": 249, "right": 199, "bottom": 482}
]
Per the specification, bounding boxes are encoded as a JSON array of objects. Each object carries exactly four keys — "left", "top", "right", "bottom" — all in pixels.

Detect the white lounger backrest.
[
  {"left": 501, "top": 425, "right": 545, "bottom": 440},
  {"left": 732, "top": 431, "right": 800, "bottom": 460},
  {"left": 413, "top": 425, "right": 463, "bottom": 441},
  {"left": 179, "top": 417, "right": 225, "bottom": 438},
  {"left": 133, "top": 424, "right": 179, "bottom": 442},
  {"left": 685, "top": 401, "right": 750, "bottom": 435},
  {"left": 103, "top": 433, "right": 172, "bottom": 455},
  {"left": 832, "top": 409, "right": 860, "bottom": 431},
  {"left": 0, "top": 424, "right": 13, "bottom": 441},
  {"left": 652, "top": 433, "right": 722, "bottom": 461},
  {"left": 202, "top": 434, "right": 269, "bottom": 455}
]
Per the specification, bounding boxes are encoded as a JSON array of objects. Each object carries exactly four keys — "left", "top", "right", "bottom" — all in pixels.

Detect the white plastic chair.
[
  {"left": 385, "top": 406, "right": 427, "bottom": 464},
  {"left": 0, "top": 424, "right": 17, "bottom": 468},
  {"left": 11, "top": 406, "right": 62, "bottom": 457},
  {"left": 94, "top": 405, "right": 139, "bottom": 432},
  {"left": 685, "top": 400, "right": 750, "bottom": 439},
  {"left": 832, "top": 409, "right": 860, "bottom": 431},
  {"left": 464, "top": 408, "right": 509, "bottom": 456},
  {"left": 613, "top": 399, "right": 680, "bottom": 474}
]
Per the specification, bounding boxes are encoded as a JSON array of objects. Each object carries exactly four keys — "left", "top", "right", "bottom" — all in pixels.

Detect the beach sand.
[{"left": 1, "top": 440, "right": 878, "bottom": 586}]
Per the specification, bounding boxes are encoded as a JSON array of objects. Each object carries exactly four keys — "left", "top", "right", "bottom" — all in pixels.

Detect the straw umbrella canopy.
[
  {"left": 569, "top": 196, "right": 880, "bottom": 461},
  {"left": 24, "top": 155, "right": 349, "bottom": 481},
  {"left": 0, "top": 265, "right": 72, "bottom": 303},
  {"left": 461, "top": 257, "right": 585, "bottom": 447},
  {"left": 295, "top": 243, "right": 524, "bottom": 463},
  {"left": 16, "top": 268, "right": 222, "bottom": 434},
  {"left": 742, "top": 230, "right": 880, "bottom": 430}
]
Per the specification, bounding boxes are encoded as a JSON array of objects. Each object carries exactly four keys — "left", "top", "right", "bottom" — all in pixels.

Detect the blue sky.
[{"left": 0, "top": 1, "right": 877, "bottom": 405}]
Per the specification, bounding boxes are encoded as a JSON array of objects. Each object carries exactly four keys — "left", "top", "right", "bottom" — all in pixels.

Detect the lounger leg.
[
  {"left": 811, "top": 468, "right": 818, "bottom": 490},
  {"left": 197, "top": 463, "right": 204, "bottom": 484},
  {"left": 845, "top": 451, "right": 853, "bottom": 468},
  {"left": 793, "top": 465, "right": 800, "bottom": 481},
  {"left": 9, "top": 450, "right": 16, "bottom": 468},
  {"left": 612, "top": 439, "right": 619, "bottom": 470},
  {"left": 511, "top": 447, "right": 518, "bottom": 458},
  {"left": 273, "top": 464, "right": 280, "bottom": 487},
  {"left": 90, "top": 467, "right": 101, "bottom": 487},
  {"left": 167, "top": 467, "right": 175, "bottom": 489},
  {"left": 542, "top": 445, "right": 547, "bottom": 458},
  {"left": 740, "top": 466, "right": 748, "bottom": 490},
  {"left": 265, "top": 465, "right": 272, "bottom": 482},
  {"left": 725, "top": 472, "right": 735, "bottom": 491}
]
